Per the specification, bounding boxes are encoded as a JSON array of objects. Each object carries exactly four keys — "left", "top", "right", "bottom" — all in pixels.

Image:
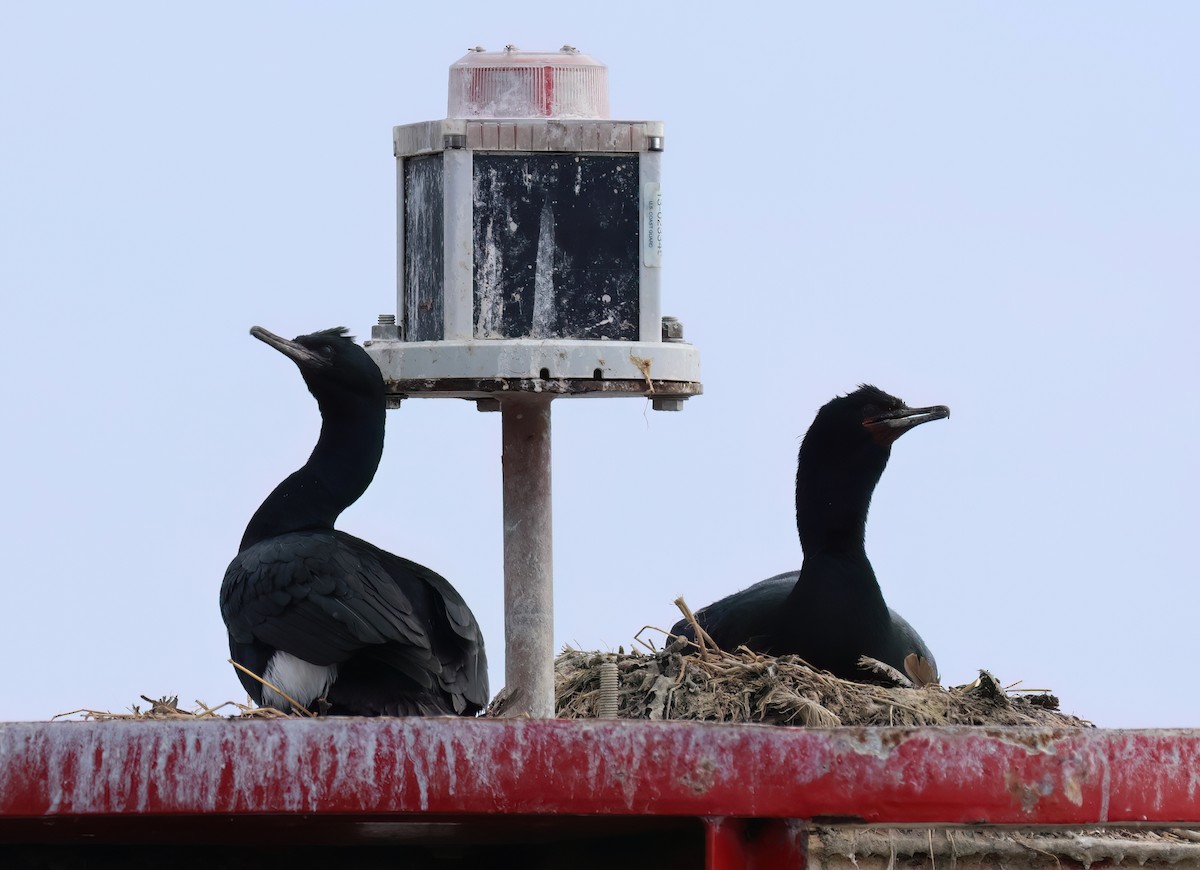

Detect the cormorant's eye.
[{"left": 319, "top": 345, "right": 333, "bottom": 358}]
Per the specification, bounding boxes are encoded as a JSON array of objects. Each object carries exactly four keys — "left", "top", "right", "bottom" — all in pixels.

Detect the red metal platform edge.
[{"left": 2, "top": 719, "right": 1197, "bottom": 825}]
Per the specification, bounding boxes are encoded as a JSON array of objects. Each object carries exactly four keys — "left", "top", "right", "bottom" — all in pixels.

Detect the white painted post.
[{"left": 499, "top": 395, "right": 555, "bottom": 718}]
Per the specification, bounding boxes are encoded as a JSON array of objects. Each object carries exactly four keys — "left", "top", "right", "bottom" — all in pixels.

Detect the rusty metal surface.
[
  {"left": 384, "top": 377, "right": 703, "bottom": 400},
  {"left": 2, "top": 720, "right": 1199, "bottom": 826},
  {"left": 705, "top": 818, "right": 808, "bottom": 870}
]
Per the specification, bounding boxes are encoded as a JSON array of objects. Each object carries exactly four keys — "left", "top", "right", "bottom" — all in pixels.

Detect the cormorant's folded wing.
[{"left": 221, "top": 531, "right": 440, "bottom": 688}]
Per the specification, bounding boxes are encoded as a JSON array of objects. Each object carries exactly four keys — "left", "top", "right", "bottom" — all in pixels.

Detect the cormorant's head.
[
  {"left": 796, "top": 385, "right": 949, "bottom": 550},
  {"left": 249, "top": 326, "right": 383, "bottom": 401},
  {"left": 858, "top": 385, "right": 950, "bottom": 446},
  {"left": 817, "top": 384, "right": 950, "bottom": 449}
]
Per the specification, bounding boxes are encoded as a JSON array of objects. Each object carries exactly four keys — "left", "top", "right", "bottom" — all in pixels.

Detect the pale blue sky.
[{"left": 2, "top": 2, "right": 1197, "bottom": 726}]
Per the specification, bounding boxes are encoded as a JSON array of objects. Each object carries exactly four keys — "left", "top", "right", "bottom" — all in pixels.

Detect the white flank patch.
[{"left": 262, "top": 652, "right": 337, "bottom": 711}]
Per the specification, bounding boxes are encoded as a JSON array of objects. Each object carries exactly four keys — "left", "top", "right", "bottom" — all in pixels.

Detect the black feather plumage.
[
  {"left": 220, "top": 326, "right": 488, "bottom": 716},
  {"left": 673, "top": 385, "right": 948, "bottom": 683}
]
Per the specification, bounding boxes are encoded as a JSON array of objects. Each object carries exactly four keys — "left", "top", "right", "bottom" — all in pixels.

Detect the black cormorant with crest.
[
  {"left": 220, "top": 326, "right": 488, "bottom": 715},
  {"left": 672, "top": 385, "right": 948, "bottom": 684}
]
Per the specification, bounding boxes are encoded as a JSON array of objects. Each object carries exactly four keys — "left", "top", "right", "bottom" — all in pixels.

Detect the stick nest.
[
  {"left": 54, "top": 696, "right": 299, "bottom": 721},
  {"left": 543, "top": 640, "right": 1090, "bottom": 727}
]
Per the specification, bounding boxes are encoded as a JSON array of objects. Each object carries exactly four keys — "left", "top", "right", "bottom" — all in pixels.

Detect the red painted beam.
[{"left": 1, "top": 720, "right": 1197, "bottom": 825}]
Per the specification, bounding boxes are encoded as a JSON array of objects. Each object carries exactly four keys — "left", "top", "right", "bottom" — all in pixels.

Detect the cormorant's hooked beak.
[
  {"left": 863, "top": 403, "right": 950, "bottom": 445},
  {"left": 250, "top": 326, "right": 331, "bottom": 369}
]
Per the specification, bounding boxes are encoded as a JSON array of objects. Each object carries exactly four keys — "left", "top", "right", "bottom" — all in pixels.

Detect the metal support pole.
[{"left": 500, "top": 395, "right": 555, "bottom": 718}]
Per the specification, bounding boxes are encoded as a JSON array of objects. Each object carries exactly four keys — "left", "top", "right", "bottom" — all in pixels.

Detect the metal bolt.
[
  {"left": 646, "top": 135, "right": 664, "bottom": 152},
  {"left": 651, "top": 397, "right": 686, "bottom": 412},
  {"left": 476, "top": 398, "right": 501, "bottom": 412},
  {"left": 385, "top": 396, "right": 404, "bottom": 410},
  {"left": 371, "top": 314, "right": 400, "bottom": 341},
  {"left": 661, "top": 316, "right": 684, "bottom": 342},
  {"left": 598, "top": 660, "right": 619, "bottom": 718}
]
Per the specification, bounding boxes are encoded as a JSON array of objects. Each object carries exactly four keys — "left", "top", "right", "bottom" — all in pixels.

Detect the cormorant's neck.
[
  {"left": 795, "top": 443, "right": 890, "bottom": 557},
  {"left": 239, "top": 391, "right": 385, "bottom": 552}
]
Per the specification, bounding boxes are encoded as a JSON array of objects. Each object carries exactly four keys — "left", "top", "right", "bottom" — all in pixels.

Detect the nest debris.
[
  {"left": 60, "top": 605, "right": 1087, "bottom": 727},
  {"left": 810, "top": 826, "right": 1200, "bottom": 868},
  {"left": 53, "top": 695, "right": 299, "bottom": 722},
  {"left": 542, "top": 639, "right": 1090, "bottom": 727},
  {"left": 53, "top": 662, "right": 320, "bottom": 721}
]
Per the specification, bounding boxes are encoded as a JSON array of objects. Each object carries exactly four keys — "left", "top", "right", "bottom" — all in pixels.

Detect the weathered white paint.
[
  {"left": 442, "top": 148, "right": 474, "bottom": 341},
  {"left": 638, "top": 151, "right": 663, "bottom": 341},
  {"left": 393, "top": 120, "right": 664, "bottom": 158},
  {"left": 499, "top": 396, "right": 555, "bottom": 719},
  {"left": 365, "top": 338, "right": 700, "bottom": 386}
]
